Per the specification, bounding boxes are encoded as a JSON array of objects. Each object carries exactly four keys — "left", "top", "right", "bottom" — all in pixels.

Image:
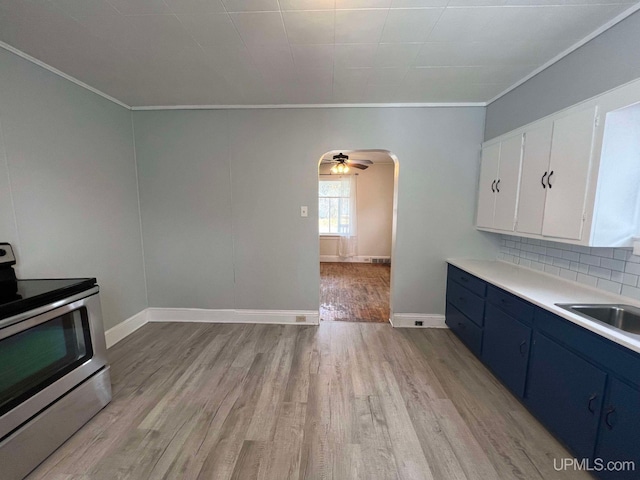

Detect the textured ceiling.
[{"left": 0, "top": 0, "right": 636, "bottom": 106}]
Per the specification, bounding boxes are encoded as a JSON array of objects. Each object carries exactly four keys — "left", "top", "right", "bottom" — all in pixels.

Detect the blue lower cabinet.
[
  {"left": 525, "top": 332, "right": 607, "bottom": 460},
  {"left": 482, "top": 304, "right": 531, "bottom": 398},
  {"left": 594, "top": 378, "right": 640, "bottom": 480},
  {"left": 445, "top": 302, "right": 482, "bottom": 356},
  {"left": 445, "top": 266, "right": 640, "bottom": 470}
]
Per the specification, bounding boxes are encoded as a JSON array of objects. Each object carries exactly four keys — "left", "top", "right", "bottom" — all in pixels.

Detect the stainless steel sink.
[{"left": 556, "top": 304, "right": 640, "bottom": 334}]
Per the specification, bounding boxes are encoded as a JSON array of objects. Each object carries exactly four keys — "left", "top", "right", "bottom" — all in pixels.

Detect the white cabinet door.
[
  {"left": 516, "top": 122, "right": 553, "bottom": 235},
  {"left": 476, "top": 142, "right": 500, "bottom": 228},
  {"left": 542, "top": 106, "right": 598, "bottom": 240},
  {"left": 493, "top": 134, "right": 523, "bottom": 231}
]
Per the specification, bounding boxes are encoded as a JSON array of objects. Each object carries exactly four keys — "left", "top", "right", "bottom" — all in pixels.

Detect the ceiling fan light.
[
  {"left": 343, "top": 165, "right": 349, "bottom": 173},
  {"left": 331, "top": 165, "right": 338, "bottom": 173}
]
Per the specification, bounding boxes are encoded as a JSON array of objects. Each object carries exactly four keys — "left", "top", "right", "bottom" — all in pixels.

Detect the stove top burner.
[
  {"left": 0, "top": 278, "right": 98, "bottom": 321},
  {"left": 0, "top": 244, "right": 98, "bottom": 321}
]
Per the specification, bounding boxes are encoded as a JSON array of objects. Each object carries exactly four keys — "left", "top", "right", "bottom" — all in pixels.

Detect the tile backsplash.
[{"left": 498, "top": 235, "right": 640, "bottom": 301}]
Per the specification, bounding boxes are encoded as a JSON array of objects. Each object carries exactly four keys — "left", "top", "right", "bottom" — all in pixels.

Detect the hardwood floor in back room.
[
  {"left": 27, "top": 322, "right": 588, "bottom": 480},
  {"left": 320, "top": 262, "right": 390, "bottom": 323}
]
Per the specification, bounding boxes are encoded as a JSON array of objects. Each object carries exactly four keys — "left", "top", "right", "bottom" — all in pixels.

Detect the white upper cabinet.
[
  {"left": 493, "top": 135, "right": 523, "bottom": 231},
  {"left": 476, "top": 143, "right": 500, "bottom": 229},
  {"left": 478, "top": 77, "right": 640, "bottom": 247},
  {"left": 516, "top": 122, "right": 552, "bottom": 235},
  {"left": 476, "top": 134, "right": 523, "bottom": 232},
  {"left": 541, "top": 105, "right": 598, "bottom": 241}
]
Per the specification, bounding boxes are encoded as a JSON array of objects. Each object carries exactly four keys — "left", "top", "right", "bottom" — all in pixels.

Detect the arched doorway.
[{"left": 317, "top": 149, "right": 399, "bottom": 323}]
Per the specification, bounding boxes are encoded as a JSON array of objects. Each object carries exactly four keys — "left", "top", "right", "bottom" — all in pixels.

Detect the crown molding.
[
  {"left": 0, "top": 40, "right": 131, "bottom": 110},
  {"left": 130, "top": 102, "right": 487, "bottom": 110},
  {"left": 486, "top": 2, "right": 640, "bottom": 106}
]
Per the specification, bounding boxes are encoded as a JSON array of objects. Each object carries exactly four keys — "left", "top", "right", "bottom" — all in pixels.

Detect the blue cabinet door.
[
  {"left": 525, "top": 332, "right": 607, "bottom": 460},
  {"left": 482, "top": 304, "right": 532, "bottom": 397},
  {"left": 594, "top": 378, "right": 640, "bottom": 480}
]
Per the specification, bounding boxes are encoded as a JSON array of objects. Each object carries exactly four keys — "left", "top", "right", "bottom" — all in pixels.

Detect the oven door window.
[{"left": 0, "top": 308, "right": 93, "bottom": 416}]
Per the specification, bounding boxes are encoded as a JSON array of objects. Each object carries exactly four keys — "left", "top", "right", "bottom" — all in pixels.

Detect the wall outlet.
[
  {"left": 300, "top": 206, "right": 308, "bottom": 217},
  {"left": 633, "top": 237, "right": 640, "bottom": 256},
  {"left": 415, "top": 320, "right": 423, "bottom": 326},
  {"left": 295, "top": 315, "right": 306, "bottom": 322}
]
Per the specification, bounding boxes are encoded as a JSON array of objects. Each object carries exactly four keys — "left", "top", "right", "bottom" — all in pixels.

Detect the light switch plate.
[
  {"left": 634, "top": 239, "right": 640, "bottom": 256},
  {"left": 300, "top": 206, "right": 308, "bottom": 217}
]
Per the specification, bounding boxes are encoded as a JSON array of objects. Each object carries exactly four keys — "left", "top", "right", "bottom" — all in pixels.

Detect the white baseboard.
[
  {"left": 391, "top": 313, "right": 447, "bottom": 328},
  {"left": 234, "top": 309, "right": 320, "bottom": 325},
  {"left": 147, "top": 307, "right": 320, "bottom": 325},
  {"left": 147, "top": 307, "right": 234, "bottom": 323},
  {"left": 104, "top": 309, "right": 149, "bottom": 348},
  {"left": 320, "top": 255, "right": 391, "bottom": 263},
  {"left": 109, "top": 306, "right": 443, "bottom": 347}
]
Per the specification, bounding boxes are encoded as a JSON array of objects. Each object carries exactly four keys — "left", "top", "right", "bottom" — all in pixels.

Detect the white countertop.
[{"left": 447, "top": 258, "right": 640, "bottom": 354}]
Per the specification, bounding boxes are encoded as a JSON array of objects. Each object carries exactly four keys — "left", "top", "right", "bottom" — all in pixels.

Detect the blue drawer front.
[
  {"left": 447, "top": 279, "right": 485, "bottom": 327},
  {"left": 447, "top": 264, "right": 487, "bottom": 297},
  {"left": 487, "top": 285, "right": 534, "bottom": 324},
  {"left": 535, "top": 309, "right": 640, "bottom": 389},
  {"left": 446, "top": 303, "right": 483, "bottom": 357}
]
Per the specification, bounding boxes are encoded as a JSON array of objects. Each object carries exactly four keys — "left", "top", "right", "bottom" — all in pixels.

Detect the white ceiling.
[{"left": 0, "top": 0, "right": 636, "bottom": 106}]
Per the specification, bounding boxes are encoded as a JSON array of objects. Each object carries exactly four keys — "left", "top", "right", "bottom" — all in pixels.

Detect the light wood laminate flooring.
[
  {"left": 27, "top": 322, "right": 588, "bottom": 480},
  {"left": 320, "top": 262, "right": 390, "bottom": 323}
]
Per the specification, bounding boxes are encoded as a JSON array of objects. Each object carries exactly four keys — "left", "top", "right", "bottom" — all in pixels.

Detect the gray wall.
[
  {"left": 134, "top": 107, "right": 499, "bottom": 316},
  {"left": 132, "top": 111, "right": 235, "bottom": 309},
  {"left": 0, "top": 49, "right": 147, "bottom": 330},
  {"left": 485, "top": 10, "right": 640, "bottom": 140}
]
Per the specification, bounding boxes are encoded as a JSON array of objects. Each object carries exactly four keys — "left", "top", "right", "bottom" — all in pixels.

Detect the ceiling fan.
[{"left": 321, "top": 152, "right": 373, "bottom": 173}]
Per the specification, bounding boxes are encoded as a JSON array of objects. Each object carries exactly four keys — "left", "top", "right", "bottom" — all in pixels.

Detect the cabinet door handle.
[
  {"left": 519, "top": 341, "right": 527, "bottom": 356},
  {"left": 491, "top": 180, "right": 496, "bottom": 192},
  {"left": 459, "top": 276, "right": 468, "bottom": 283},
  {"left": 541, "top": 171, "right": 547, "bottom": 189},
  {"left": 458, "top": 322, "right": 466, "bottom": 330},
  {"left": 496, "top": 179, "right": 500, "bottom": 193},
  {"left": 458, "top": 296, "right": 465, "bottom": 304},
  {"left": 604, "top": 406, "right": 616, "bottom": 429},
  {"left": 547, "top": 170, "right": 554, "bottom": 188},
  {"left": 587, "top": 393, "right": 597, "bottom": 414}
]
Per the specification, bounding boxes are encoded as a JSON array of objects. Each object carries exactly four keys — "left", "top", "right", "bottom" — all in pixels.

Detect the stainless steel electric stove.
[{"left": 0, "top": 243, "right": 111, "bottom": 480}]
